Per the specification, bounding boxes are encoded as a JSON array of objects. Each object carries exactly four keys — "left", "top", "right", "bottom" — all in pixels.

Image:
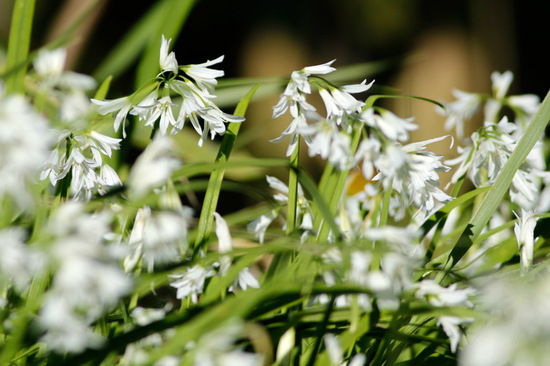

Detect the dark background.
[
  {"left": 4, "top": 0, "right": 543, "bottom": 98},
  {"left": 1, "top": 0, "right": 547, "bottom": 214}
]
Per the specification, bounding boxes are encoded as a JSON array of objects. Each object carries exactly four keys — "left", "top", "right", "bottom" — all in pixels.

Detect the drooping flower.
[
  {"left": 514, "top": 209, "right": 538, "bottom": 275},
  {"left": 213, "top": 212, "right": 260, "bottom": 292},
  {"left": 169, "top": 264, "right": 216, "bottom": 304},
  {"left": 41, "top": 129, "right": 122, "bottom": 200},
  {"left": 91, "top": 97, "right": 133, "bottom": 138},
  {"left": 359, "top": 108, "right": 418, "bottom": 143},
  {"left": 181, "top": 55, "right": 225, "bottom": 93}
]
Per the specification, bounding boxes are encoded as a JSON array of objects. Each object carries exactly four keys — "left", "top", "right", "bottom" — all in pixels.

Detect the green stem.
[
  {"left": 286, "top": 139, "right": 300, "bottom": 235},
  {"left": 193, "top": 85, "right": 258, "bottom": 253},
  {"left": 4, "top": 0, "right": 36, "bottom": 95},
  {"left": 316, "top": 125, "right": 363, "bottom": 241}
]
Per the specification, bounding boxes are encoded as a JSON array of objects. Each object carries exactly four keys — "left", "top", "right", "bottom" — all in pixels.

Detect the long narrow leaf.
[
  {"left": 4, "top": 0, "right": 36, "bottom": 95},
  {"left": 194, "top": 85, "right": 259, "bottom": 251}
]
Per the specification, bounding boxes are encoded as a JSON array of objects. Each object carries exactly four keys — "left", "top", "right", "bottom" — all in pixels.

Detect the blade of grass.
[
  {"left": 4, "top": 0, "right": 36, "bottom": 95},
  {"left": 92, "top": 1, "right": 166, "bottom": 81},
  {"left": 193, "top": 85, "right": 259, "bottom": 253},
  {"left": 286, "top": 139, "right": 300, "bottom": 235}
]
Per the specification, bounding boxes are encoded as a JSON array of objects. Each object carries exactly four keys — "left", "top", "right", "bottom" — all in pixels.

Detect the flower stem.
[
  {"left": 286, "top": 138, "right": 300, "bottom": 235},
  {"left": 193, "top": 85, "right": 258, "bottom": 254}
]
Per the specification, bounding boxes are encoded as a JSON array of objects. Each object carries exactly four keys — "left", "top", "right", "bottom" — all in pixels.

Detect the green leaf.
[
  {"left": 194, "top": 85, "right": 259, "bottom": 252},
  {"left": 4, "top": 0, "right": 36, "bottom": 95},
  {"left": 93, "top": 0, "right": 196, "bottom": 84},
  {"left": 364, "top": 94, "right": 446, "bottom": 110},
  {"left": 93, "top": 75, "right": 112, "bottom": 100}
]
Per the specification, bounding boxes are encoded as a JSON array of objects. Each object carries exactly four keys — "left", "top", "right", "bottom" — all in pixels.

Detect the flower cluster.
[
  {"left": 170, "top": 212, "right": 259, "bottom": 305},
  {"left": 260, "top": 61, "right": 452, "bottom": 242},
  {"left": 93, "top": 35, "right": 244, "bottom": 146},
  {"left": 442, "top": 71, "right": 548, "bottom": 212},
  {"left": 38, "top": 202, "right": 133, "bottom": 353}
]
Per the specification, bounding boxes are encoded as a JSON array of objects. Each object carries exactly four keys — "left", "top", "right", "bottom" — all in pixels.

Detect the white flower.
[
  {"left": 168, "top": 79, "right": 244, "bottom": 146},
  {"left": 271, "top": 114, "right": 310, "bottom": 156},
  {"left": 324, "top": 333, "right": 366, "bottom": 366},
  {"left": 360, "top": 108, "right": 417, "bottom": 142},
  {"left": 415, "top": 280, "right": 475, "bottom": 308},
  {"left": 302, "top": 60, "right": 336, "bottom": 76},
  {"left": 272, "top": 85, "right": 316, "bottom": 119},
  {"left": 438, "top": 89, "right": 482, "bottom": 140},
  {"left": 41, "top": 130, "right": 122, "bottom": 200},
  {"left": 318, "top": 79, "right": 373, "bottom": 125},
  {"left": 182, "top": 55, "right": 225, "bottom": 93},
  {"left": 169, "top": 265, "right": 216, "bottom": 304},
  {"left": 348, "top": 251, "right": 372, "bottom": 287},
  {"left": 514, "top": 209, "right": 538, "bottom": 275},
  {"left": 0, "top": 91, "right": 54, "bottom": 209},
  {"left": 213, "top": 212, "right": 260, "bottom": 291},
  {"left": 159, "top": 35, "right": 178, "bottom": 74},
  {"left": 125, "top": 206, "right": 191, "bottom": 272},
  {"left": 34, "top": 48, "right": 66, "bottom": 78},
  {"left": 39, "top": 297, "right": 104, "bottom": 353},
  {"left": 247, "top": 209, "right": 278, "bottom": 244},
  {"left": 508, "top": 94, "right": 540, "bottom": 122},
  {"left": 261, "top": 175, "right": 314, "bottom": 240},
  {"left": 92, "top": 96, "right": 132, "bottom": 138},
  {"left": 438, "top": 316, "right": 472, "bottom": 353},
  {"left": 491, "top": 70, "right": 513, "bottom": 100},
  {"left": 34, "top": 48, "right": 96, "bottom": 91},
  {"left": 126, "top": 135, "right": 181, "bottom": 198},
  {"left": 447, "top": 116, "right": 545, "bottom": 208},
  {"left": 362, "top": 225, "right": 421, "bottom": 257},
  {"left": 230, "top": 267, "right": 260, "bottom": 293},
  {"left": 353, "top": 137, "right": 382, "bottom": 181},
  {"left": 485, "top": 71, "right": 539, "bottom": 124},
  {"left": 298, "top": 117, "right": 352, "bottom": 169},
  {"left": 213, "top": 212, "right": 233, "bottom": 254},
  {"left": 374, "top": 137, "right": 451, "bottom": 215},
  {"left": 131, "top": 306, "right": 169, "bottom": 326},
  {"left": 131, "top": 91, "right": 181, "bottom": 135}
]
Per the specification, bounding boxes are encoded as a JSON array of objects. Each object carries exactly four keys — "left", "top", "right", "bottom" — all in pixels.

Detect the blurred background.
[{"left": 0, "top": 0, "right": 547, "bottom": 211}]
